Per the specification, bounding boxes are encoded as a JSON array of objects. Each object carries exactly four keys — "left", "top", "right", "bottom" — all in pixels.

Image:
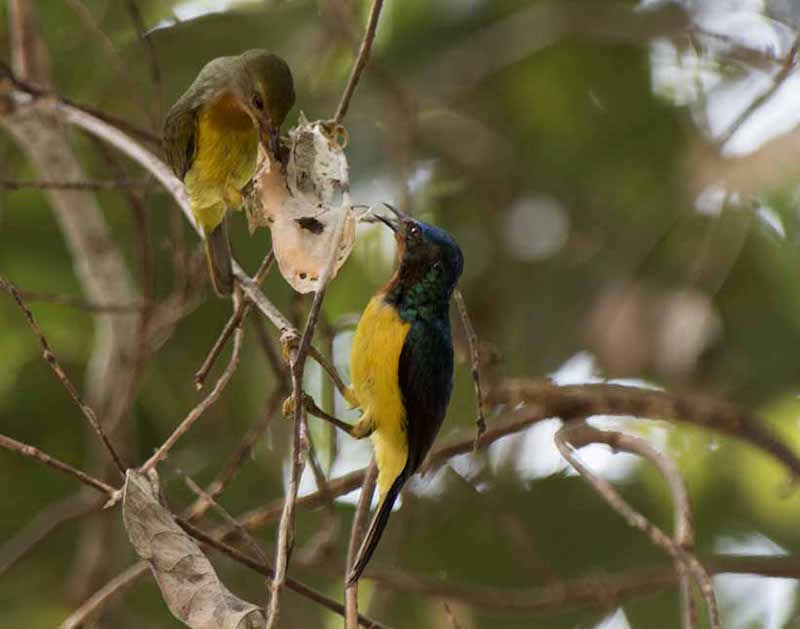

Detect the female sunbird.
[
  {"left": 163, "top": 50, "right": 295, "bottom": 295},
  {"left": 301, "top": 205, "right": 463, "bottom": 583}
]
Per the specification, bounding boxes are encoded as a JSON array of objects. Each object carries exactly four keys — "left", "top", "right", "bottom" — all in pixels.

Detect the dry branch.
[
  {"left": 346, "top": 462, "right": 378, "bottom": 629},
  {"left": 334, "top": 0, "right": 385, "bottom": 124},
  {"left": 555, "top": 423, "right": 719, "bottom": 629},
  {"left": 0, "top": 434, "right": 116, "bottom": 496},
  {"left": 0, "top": 276, "right": 127, "bottom": 474}
]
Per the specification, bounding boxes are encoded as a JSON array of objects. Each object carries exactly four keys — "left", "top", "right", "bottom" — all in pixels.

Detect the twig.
[
  {"left": 453, "top": 288, "right": 486, "bottom": 446},
  {"left": 123, "top": 0, "right": 163, "bottom": 125},
  {"left": 234, "top": 379, "right": 800, "bottom": 534},
  {"left": 266, "top": 216, "right": 349, "bottom": 628},
  {"left": 0, "top": 178, "right": 150, "bottom": 190},
  {"left": 0, "top": 276, "right": 127, "bottom": 474},
  {"left": 139, "top": 296, "right": 245, "bottom": 475},
  {"left": 195, "top": 252, "right": 275, "bottom": 388},
  {"left": 2, "top": 60, "right": 161, "bottom": 146},
  {"left": 0, "top": 433, "right": 116, "bottom": 495},
  {"left": 555, "top": 423, "right": 719, "bottom": 629},
  {"left": 175, "top": 518, "right": 390, "bottom": 629},
  {"left": 180, "top": 473, "right": 268, "bottom": 564},
  {"left": 186, "top": 388, "right": 286, "bottom": 521},
  {"left": 486, "top": 380, "right": 800, "bottom": 478},
  {"left": 334, "top": 0, "right": 385, "bottom": 124},
  {"left": 309, "top": 344, "right": 352, "bottom": 400},
  {"left": 0, "top": 492, "right": 102, "bottom": 578},
  {"left": 717, "top": 34, "right": 800, "bottom": 146},
  {"left": 18, "top": 291, "right": 146, "bottom": 312},
  {"left": 364, "top": 554, "right": 800, "bottom": 615},
  {"left": 346, "top": 462, "right": 378, "bottom": 629},
  {"left": 59, "top": 561, "right": 149, "bottom": 629},
  {"left": 571, "top": 428, "right": 698, "bottom": 628}
]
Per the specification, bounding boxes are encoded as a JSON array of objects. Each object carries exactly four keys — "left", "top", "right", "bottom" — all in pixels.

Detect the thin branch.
[
  {"left": 266, "top": 216, "right": 350, "bottom": 628},
  {"left": 1, "top": 60, "right": 160, "bottom": 146},
  {"left": 59, "top": 561, "right": 149, "bottom": 629},
  {"left": 309, "top": 344, "right": 352, "bottom": 400},
  {"left": 186, "top": 388, "right": 286, "bottom": 521},
  {"left": 0, "top": 276, "right": 127, "bottom": 474},
  {"left": 453, "top": 288, "right": 486, "bottom": 446},
  {"left": 123, "top": 0, "right": 163, "bottom": 125},
  {"left": 0, "top": 434, "right": 116, "bottom": 495},
  {"left": 195, "top": 251, "right": 275, "bottom": 389},
  {"left": 346, "top": 462, "right": 378, "bottom": 629},
  {"left": 175, "top": 518, "right": 390, "bottom": 629},
  {"left": 0, "top": 178, "right": 150, "bottom": 190},
  {"left": 364, "top": 554, "right": 800, "bottom": 615},
  {"left": 139, "top": 295, "right": 245, "bottom": 475},
  {"left": 334, "top": 0, "right": 385, "bottom": 124},
  {"left": 180, "top": 473, "right": 268, "bottom": 564},
  {"left": 0, "top": 492, "right": 102, "bottom": 578},
  {"left": 18, "top": 291, "right": 146, "bottom": 312},
  {"left": 717, "top": 35, "right": 800, "bottom": 147},
  {"left": 555, "top": 423, "right": 719, "bottom": 629},
  {"left": 572, "top": 428, "right": 698, "bottom": 628},
  {"left": 485, "top": 380, "right": 800, "bottom": 478}
]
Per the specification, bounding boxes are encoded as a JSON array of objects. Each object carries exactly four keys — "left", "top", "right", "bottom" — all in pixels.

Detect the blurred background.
[{"left": 4, "top": 0, "right": 800, "bottom": 627}]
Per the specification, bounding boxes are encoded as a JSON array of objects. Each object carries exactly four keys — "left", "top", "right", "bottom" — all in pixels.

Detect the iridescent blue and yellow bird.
[
  {"left": 301, "top": 205, "right": 463, "bottom": 583},
  {"left": 163, "top": 50, "right": 295, "bottom": 295}
]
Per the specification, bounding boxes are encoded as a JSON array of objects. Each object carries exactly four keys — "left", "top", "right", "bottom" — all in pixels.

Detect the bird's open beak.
[{"left": 373, "top": 202, "right": 408, "bottom": 234}]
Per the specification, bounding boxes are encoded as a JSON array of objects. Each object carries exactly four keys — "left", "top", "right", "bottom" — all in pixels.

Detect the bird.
[
  {"left": 163, "top": 50, "right": 295, "bottom": 295},
  {"left": 301, "top": 204, "right": 463, "bottom": 584}
]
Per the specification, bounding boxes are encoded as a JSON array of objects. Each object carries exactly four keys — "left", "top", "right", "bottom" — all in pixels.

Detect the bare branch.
[
  {"left": 346, "top": 462, "right": 378, "bottom": 629},
  {"left": 453, "top": 288, "right": 487, "bottom": 445},
  {"left": 555, "top": 423, "right": 719, "bottom": 629},
  {"left": 59, "top": 561, "right": 149, "bottom": 629},
  {"left": 266, "top": 215, "right": 350, "bottom": 628},
  {"left": 0, "top": 276, "right": 127, "bottom": 474},
  {"left": 176, "top": 518, "right": 390, "bottom": 629},
  {"left": 0, "top": 434, "right": 116, "bottom": 496},
  {"left": 195, "top": 252, "right": 275, "bottom": 389},
  {"left": 0, "top": 492, "right": 102, "bottom": 578},
  {"left": 1, "top": 178, "right": 150, "bottom": 190},
  {"left": 334, "top": 0, "right": 385, "bottom": 124},
  {"left": 139, "top": 295, "right": 245, "bottom": 475}
]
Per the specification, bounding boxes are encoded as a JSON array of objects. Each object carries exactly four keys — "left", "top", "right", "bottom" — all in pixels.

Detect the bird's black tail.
[
  {"left": 204, "top": 217, "right": 233, "bottom": 296},
  {"left": 347, "top": 471, "right": 407, "bottom": 585}
]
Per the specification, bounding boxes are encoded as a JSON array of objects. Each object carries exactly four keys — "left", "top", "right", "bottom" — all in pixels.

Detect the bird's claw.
[
  {"left": 280, "top": 331, "right": 300, "bottom": 363},
  {"left": 282, "top": 391, "right": 314, "bottom": 418}
]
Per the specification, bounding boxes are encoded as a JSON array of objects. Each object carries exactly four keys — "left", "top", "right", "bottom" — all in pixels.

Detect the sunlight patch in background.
[
  {"left": 594, "top": 607, "right": 631, "bottom": 629},
  {"left": 714, "top": 533, "right": 797, "bottom": 629},
  {"left": 647, "top": 0, "right": 800, "bottom": 157},
  {"left": 503, "top": 195, "right": 570, "bottom": 262}
]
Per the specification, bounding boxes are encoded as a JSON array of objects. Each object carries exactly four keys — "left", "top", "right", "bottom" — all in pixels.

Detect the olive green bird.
[{"left": 163, "top": 50, "right": 295, "bottom": 295}]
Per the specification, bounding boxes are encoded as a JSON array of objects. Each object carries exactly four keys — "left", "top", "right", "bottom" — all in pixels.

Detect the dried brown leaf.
[{"left": 122, "top": 470, "right": 265, "bottom": 629}]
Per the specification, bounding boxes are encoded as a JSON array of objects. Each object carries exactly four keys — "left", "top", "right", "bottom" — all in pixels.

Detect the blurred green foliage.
[{"left": 3, "top": 1, "right": 800, "bottom": 627}]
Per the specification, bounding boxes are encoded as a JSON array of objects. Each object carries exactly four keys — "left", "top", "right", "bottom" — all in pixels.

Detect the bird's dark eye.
[
  {"left": 407, "top": 223, "right": 421, "bottom": 239},
  {"left": 252, "top": 94, "right": 264, "bottom": 111}
]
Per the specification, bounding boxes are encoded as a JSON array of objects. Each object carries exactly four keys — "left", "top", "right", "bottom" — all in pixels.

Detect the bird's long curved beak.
[
  {"left": 373, "top": 202, "right": 409, "bottom": 234},
  {"left": 373, "top": 212, "right": 397, "bottom": 233}
]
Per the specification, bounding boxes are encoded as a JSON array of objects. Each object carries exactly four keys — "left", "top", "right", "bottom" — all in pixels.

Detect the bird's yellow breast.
[
  {"left": 184, "top": 92, "right": 258, "bottom": 233},
  {"left": 350, "top": 296, "right": 411, "bottom": 497}
]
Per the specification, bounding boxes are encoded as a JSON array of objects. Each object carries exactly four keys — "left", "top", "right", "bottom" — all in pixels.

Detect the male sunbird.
[
  {"left": 163, "top": 50, "right": 295, "bottom": 295},
  {"left": 303, "top": 205, "right": 463, "bottom": 583}
]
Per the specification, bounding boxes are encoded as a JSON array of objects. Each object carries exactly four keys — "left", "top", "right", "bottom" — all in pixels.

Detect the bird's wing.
[
  {"left": 347, "top": 318, "right": 454, "bottom": 584},
  {"left": 162, "top": 99, "right": 198, "bottom": 181},
  {"left": 398, "top": 318, "right": 455, "bottom": 474}
]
